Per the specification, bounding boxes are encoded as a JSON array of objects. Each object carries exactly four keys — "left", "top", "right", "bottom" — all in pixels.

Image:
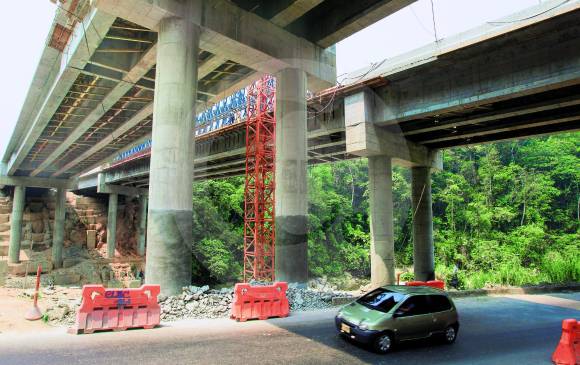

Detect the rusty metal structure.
[{"left": 243, "top": 75, "right": 276, "bottom": 282}]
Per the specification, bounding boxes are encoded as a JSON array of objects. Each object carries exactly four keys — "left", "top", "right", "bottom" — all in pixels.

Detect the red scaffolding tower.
[{"left": 243, "top": 75, "right": 276, "bottom": 282}]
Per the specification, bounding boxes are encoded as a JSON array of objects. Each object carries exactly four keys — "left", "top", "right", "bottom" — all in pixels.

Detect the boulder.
[
  {"left": 31, "top": 220, "right": 44, "bottom": 234},
  {"left": 51, "top": 273, "right": 81, "bottom": 285},
  {"left": 69, "top": 230, "right": 86, "bottom": 246},
  {"left": 31, "top": 233, "right": 45, "bottom": 243},
  {"left": 86, "top": 230, "right": 97, "bottom": 249},
  {"left": 0, "top": 222, "right": 10, "bottom": 232}
]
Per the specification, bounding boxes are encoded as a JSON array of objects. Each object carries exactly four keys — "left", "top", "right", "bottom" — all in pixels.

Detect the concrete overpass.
[{"left": 2, "top": 0, "right": 579, "bottom": 294}]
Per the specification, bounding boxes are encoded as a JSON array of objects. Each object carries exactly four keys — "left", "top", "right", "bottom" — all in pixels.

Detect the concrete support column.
[
  {"left": 51, "top": 187, "right": 66, "bottom": 268},
  {"left": 106, "top": 193, "right": 118, "bottom": 259},
  {"left": 368, "top": 156, "right": 395, "bottom": 288},
  {"left": 275, "top": 67, "right": 308, "bottom": 284},
  {"left": 8, "top": 185, "right": 25, "bottom": 264},
  {"left": 137, "top": 194, "right": 148, "bottom": 256},
  {"left": 146, "top": 16, "right": 199, "bottom": 295},
  {"left": 412, "top": 166, "right": 435, "bottom": 281}
]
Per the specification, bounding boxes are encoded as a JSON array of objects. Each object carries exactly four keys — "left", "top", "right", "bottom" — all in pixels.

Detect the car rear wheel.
[
  {"left": 373, "top": 333, "right": 394, "bottom": 354},
  {"left": 443, "top": 325, "right": 458, "bottom": 344}
]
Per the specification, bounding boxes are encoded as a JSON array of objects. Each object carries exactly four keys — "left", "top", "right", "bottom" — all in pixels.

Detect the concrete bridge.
[{"left": 1, "top": 0, "right": 579, "bottom": 294}]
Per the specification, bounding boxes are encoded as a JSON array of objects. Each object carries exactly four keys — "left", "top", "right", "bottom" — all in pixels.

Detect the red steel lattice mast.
[{"left": 243, "top": 75, "right": 276, "bottom": 282}]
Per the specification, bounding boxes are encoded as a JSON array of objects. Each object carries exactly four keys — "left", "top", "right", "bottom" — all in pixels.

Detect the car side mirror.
[{"left": 393, "top": 310, "right": 404, "bottom": 318}]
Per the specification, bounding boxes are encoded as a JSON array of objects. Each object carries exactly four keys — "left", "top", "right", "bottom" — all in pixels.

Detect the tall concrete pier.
[
  {"left": 51, "top": 187, "right": 66, "bottom": 268},
  {"left": 368, "top": 156, "right": 395, "bottom": 287},
  {"left": 8, "top": 186, "right": 25, "bottom": 264},
  {"left": 275, "top": 68, "right": 309, "bottom": 284},
  {"left": 137, "top": 194, "right": 148, "bottom": 257},
  {"left": 106, "top": 193, "right": 118, "bottom": 259},
  {"left": 412, "top": 166, "right": 435, "bottom": 281},
  {"left": 145, "top": 16, "right": 199, "bottom": 296}
]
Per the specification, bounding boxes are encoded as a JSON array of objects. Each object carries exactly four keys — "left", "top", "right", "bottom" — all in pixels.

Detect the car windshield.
[{"left": 357, "top": 289, "right": 406, "bottom": 313}]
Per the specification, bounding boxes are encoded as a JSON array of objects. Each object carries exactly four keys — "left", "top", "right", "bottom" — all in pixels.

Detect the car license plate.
[{"left": 341, "top": 323, "right": 351, "bottom": 333}]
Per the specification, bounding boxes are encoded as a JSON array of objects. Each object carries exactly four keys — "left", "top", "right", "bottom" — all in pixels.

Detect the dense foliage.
[{"left": 192, "top": 133, "right": 579, "bottom": 288}]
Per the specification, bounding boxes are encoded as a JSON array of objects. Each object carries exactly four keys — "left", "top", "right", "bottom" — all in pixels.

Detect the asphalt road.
[{"left": 0, "top": 292, "right": 578, "bottom": 365}]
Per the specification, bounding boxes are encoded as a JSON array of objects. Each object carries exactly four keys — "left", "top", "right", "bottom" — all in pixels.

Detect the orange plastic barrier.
[
  {"left": 406, "top": 280, "right": 445, "bottom": 290},
  {"left": 552, "top": 319, "right": 580, "bottom": 365},
  {"left": 231, "top": 282, "right": 289, "bottom": 321},
  {"left": 69, "top": 284, "right": 161, "bottom": 334}
]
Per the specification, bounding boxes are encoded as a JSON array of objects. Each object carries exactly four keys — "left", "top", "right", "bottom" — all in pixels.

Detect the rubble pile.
[
  {"left": 287, "top": 283, "right": 352, "bottom": 311},
  {"left": 159, "top": 280, "right": 354, "bottom": 322},
  {"left": 159, "top": 285, "right": 232, "bottom": 321},
  {"left": 26, "top": 286, "right": 81, "bottom": 326},
  {"left": 37, "top": 279, "right": 355, "bottom": 326}
]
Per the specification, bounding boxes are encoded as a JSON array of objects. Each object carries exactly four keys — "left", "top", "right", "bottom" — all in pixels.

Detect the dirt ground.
[{"left": 0, "top": 286, "right": 81, "bottom": 334}]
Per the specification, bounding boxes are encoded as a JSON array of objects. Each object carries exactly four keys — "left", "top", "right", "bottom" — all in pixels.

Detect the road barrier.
[
  {"left": 231, "top": 282, "right": 289, "bottom": 321},
  {"left": 552, "top": 319, "right": 579, "bottom": 365},
  {"left": 406, "top": 280, "right": 445, "bottom": 290},
  {"left": 69, "top": 284, "right": 161, "bottom": 334}
]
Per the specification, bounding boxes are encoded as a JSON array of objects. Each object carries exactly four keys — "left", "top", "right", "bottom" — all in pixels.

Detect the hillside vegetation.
[{"left": 191, "top": 133, "right": 579, "bottom": 289}]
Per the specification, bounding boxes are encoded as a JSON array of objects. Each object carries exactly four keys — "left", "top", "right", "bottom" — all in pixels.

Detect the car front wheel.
[
  {"left": 443, "top": 325, "right": 458, "bottom": 344},
  {"left": 373, "top": 333, "right": 394, "bottom": 354}
]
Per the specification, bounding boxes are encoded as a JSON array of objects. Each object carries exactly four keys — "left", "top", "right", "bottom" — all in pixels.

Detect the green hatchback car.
[{"left": 335, "top": 286, "right": 459, "bottom": 353}]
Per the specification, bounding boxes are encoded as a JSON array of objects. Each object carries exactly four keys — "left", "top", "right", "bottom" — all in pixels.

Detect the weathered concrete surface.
[
  {"left": 137, "top": 194, "right": 148, "bottom": 256},
  {"left": 106, "top": 193, "right": 118, "bottom": 259},
  {"left": 368, "top": 156, "right": 395, "bottom": 288},
  {"left": 51, "top": 188, "right": 66, "bottom": 268},
  {"left": 412, "top": 166, "right": 435, "bottom": 281},
  {"left": 275, "top": 68, "right": 308, "bottom": 284},
  {"left": 145, "top": 15, "right": 198, "bottom": 295},
  {"left": 8, "top": 186, "right": 25, "bottom": 264}
]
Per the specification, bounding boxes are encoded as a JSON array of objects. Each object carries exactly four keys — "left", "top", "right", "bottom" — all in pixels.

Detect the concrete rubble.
[{"left": 38, "top": 279, "right": 355, "bottom": 326}]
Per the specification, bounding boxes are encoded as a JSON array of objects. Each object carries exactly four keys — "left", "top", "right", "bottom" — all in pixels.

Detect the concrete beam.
[
  {"left": 270, "top": 0, "right": 324, "bottom": 27},
  {"left": 1, "top": 5, "right": 72, "bottom": 163},
  {"left": 372, "top": 12, "right": 580, "bottom": 125},
  {"left": 344, "top": 90, "right": 442, "bottom": 168},
  {"left": 198, "top": 55, "right": 228, "bottom": 80},
  {"left": 31, "top": 45, "right": 158, "bottom": 176},
  {"left": 93, "top": 0, "right": 336, "bottom": 91},
  {"left": 98, "top": 183, "right": 147, "bottom": 197},
  {"left": 6, "top": 10, "right": 115, "bottom": 175},
  {"left": 52, "top": 102, "right": 154, "bottom": 176},
  {"left": 287, "top": 0, "right": 415, "bottom": 48},
  {"left": 98, "top": 173, "right": 147, "bottom": 196},
  {"left": 0, "top": 175, "right": 76, "bottom": 190}
]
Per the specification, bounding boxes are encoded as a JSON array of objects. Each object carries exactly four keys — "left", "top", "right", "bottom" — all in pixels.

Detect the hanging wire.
[
  {"left": 487, "top": 0, "right": 570, "bottom": 25},
  {"left": 429, "top": 0, "right": 439, "bottom": 42},
  {"left": 307, "top": 58, "right": 387, "bottom": 120},
  {"left": 409, "top": 4, "right": 437, "bottom": 38}
]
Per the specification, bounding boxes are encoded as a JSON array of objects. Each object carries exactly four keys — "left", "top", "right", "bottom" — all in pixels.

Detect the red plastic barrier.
[
  {"left": 552, "top": 319, "right": 580, "bottom": 365},
  {"left": 406, "top": 280, "right": 445, "bottom": 290},
  {"left": 68, "top": 284, "right": 161, "bottom": 334},
  {"left": 230, "top": 282, "right": 289, "bottom": 321}
]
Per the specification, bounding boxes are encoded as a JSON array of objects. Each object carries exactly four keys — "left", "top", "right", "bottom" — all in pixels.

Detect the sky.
[{"left": 0, "top": 0, "right": 542, "bottom": 160}]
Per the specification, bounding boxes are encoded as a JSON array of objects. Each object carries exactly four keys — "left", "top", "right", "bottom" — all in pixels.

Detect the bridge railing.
[{"left": 109, "top": 77, "right": 276, "bottom": 167}]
